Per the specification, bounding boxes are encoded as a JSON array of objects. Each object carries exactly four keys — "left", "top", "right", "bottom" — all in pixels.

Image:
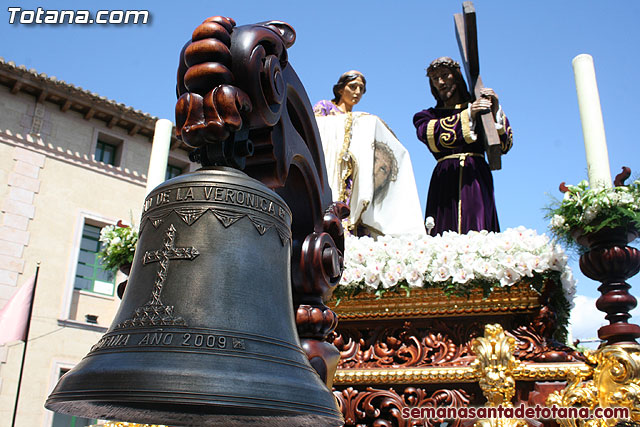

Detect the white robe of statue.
[{"left": 316, "top": 113, "right": 426, "bottom": 238}]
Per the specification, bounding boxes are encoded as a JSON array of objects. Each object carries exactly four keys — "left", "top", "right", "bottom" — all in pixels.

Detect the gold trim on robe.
[
  {"left": 426, "top": 119, "right": 440, "bottom": 153},
  {"left": 497, "top": 111, "right": 507, "bottom": 135},
  {"left": 497, "top": 111, "right": 513, "bottom": 152},
  {"left": 461, "top": 107, "right": 475, "bottom": 144}
]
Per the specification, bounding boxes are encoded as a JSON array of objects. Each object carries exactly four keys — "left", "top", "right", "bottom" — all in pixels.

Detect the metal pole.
[{"left": 11, "top": 264, "right": 40, "bottom": 427}]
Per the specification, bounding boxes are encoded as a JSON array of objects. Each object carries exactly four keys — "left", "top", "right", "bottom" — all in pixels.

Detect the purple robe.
[
  {"left": 413, "top": 105, "right": 513, "bottom": 235},
  {"left": 313, "top": 100, "right": 343, "bottom": 116}
]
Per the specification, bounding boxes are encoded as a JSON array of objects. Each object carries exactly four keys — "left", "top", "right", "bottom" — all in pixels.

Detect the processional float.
[
  {"left": 326, "top": 4, "right": 640, "bottom": 427},
  {"left": 46, "top": 16, "right": 347, "bottom": 426},
  {"left": 44, "top": 6, "right": 640, "bottom": 427}
]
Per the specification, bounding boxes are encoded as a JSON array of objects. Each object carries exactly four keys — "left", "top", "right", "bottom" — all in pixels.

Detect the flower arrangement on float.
[
  {"left": 338, "top": 226, "right": 576, "bottom": 299},
  {"left": 98, "top": 221, "right": 139, "bottom": 273},
  {"left": 546, "top": 178, "right": 640, "bottom": 252},
  {"left": 335, "top": 227, "right": 576, "bottom": 336}
]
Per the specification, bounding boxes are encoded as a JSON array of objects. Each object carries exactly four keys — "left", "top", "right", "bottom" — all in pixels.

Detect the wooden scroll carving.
[{"left": 334, "top": 386, "right": 472, "bottom": 427}]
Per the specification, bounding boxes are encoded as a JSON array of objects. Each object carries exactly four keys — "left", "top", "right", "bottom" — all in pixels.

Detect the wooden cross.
[
  {"left": 143, "top": 223, "right": 199, "bottom": 306},
  {"left": 454, "top": 1, "right": 502, "bottom": 170}
]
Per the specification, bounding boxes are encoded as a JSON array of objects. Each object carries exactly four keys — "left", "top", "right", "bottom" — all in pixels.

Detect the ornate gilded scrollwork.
[
  {"left": 593, "top": 345, "right": 640, "bottom": 420},
  {"left": 548, "top": 344, "right": 640, "bottom": 427},
  {"left": 471, "top": 324, "right": 527, "bottom": 427},
  {"left": 546, "top": 368, "right": 598, "bottom": 427}
]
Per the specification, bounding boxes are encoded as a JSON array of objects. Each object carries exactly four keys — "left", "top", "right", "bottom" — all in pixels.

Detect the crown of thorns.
[
  {"left": 426, "top": 57, "right": 461, "bottom": 77},
  {"left": 373, "top": 141, "right": 398, "bottom": 181}
]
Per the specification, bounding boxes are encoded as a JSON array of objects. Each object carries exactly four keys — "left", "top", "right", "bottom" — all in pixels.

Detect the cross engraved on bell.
[{"left": 117, "top": 224, "right": 200, "bottom": 329}]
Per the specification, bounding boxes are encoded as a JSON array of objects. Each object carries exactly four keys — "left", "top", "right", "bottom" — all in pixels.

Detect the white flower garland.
[{"left": 340, "top": 226, "right": 576, "bottom": 307}]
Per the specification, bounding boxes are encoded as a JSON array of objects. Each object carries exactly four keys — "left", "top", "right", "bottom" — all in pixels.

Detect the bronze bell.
[{"left": 46, "top": 167, "right": 343, "bottom": 426}]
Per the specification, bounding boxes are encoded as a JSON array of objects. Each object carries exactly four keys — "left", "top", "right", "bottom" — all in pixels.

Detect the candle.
[
  {"left": 572, "top": 54, "right": 612, "bottom": 189},
  {"left": 145, "top": 118, "right": 173, "bottom": 194}
]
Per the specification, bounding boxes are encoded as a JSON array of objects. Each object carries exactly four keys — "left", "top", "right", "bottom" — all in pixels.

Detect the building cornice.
[
  {"left": 0, "top": 57, "right": 184, "bottom": 149},
  {"left": 0, "top": 129, "right": 146, "bottom": 186}
]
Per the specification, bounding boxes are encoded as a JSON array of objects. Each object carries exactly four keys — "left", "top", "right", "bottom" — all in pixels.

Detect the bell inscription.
[
  {"left": 141, "top": 182, "right": 292, "bottom": 246},
  {"left": 89, "top": 328, "right": 248, "bottom": 355},
  {"left": 144, "top": 184, "right": 290, "bottom": 220}
]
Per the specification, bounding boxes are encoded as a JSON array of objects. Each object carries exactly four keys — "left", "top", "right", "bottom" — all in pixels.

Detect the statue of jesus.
[{"left": 413, "top": 57, "right": 513, "bottom": 235}]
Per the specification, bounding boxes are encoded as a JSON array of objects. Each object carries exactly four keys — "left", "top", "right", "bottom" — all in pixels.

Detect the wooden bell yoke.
[{"left": 175, "top": 16, "right": 349, "bottom": 387}]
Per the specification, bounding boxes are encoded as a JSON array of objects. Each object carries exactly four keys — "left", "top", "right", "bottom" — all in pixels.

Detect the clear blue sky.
[{"left": 2, "top": 0, "right": 639, "bottom": 340}]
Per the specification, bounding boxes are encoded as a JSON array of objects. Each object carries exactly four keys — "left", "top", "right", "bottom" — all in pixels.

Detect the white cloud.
[{"left": 569, "top": 294, "right": 640, "bottom": 347}]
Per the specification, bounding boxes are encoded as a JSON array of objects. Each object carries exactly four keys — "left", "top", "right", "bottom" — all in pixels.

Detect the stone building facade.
[{"left": 0, "top": 58, "right": 191, "bottom": 426}]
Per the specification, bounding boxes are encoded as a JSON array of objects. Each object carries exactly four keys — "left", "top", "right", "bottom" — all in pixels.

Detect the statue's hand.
[
  {"left": 175, "top": 16, "right": 253, "bottom": 149},
  {"left": 470, "top": 97, "right": 492, "bottom": 119},
  {"left": 480, "top": 87, "right": 499, "bottom": 104},
  {"left": 479, "top": 87, "right": 499, "bottom": 120}
]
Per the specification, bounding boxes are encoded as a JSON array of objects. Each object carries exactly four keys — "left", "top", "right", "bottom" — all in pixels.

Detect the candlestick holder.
[
  {"left": 572, "top": 225, "right": 640, "bottom": 345},
  {"left": 548, "top": 225, "right": 640, "bottom": 426}
]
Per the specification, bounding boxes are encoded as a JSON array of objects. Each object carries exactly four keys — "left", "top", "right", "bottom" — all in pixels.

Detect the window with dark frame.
[
  {"left": 73, "top": 223, "right": 115, "bottom": 296},
  {"left": 165, "top": 164, "right": 183, "bottom": 180},
  {"left": 95, "top": 140, "right": 117, "bottom": 165}
]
